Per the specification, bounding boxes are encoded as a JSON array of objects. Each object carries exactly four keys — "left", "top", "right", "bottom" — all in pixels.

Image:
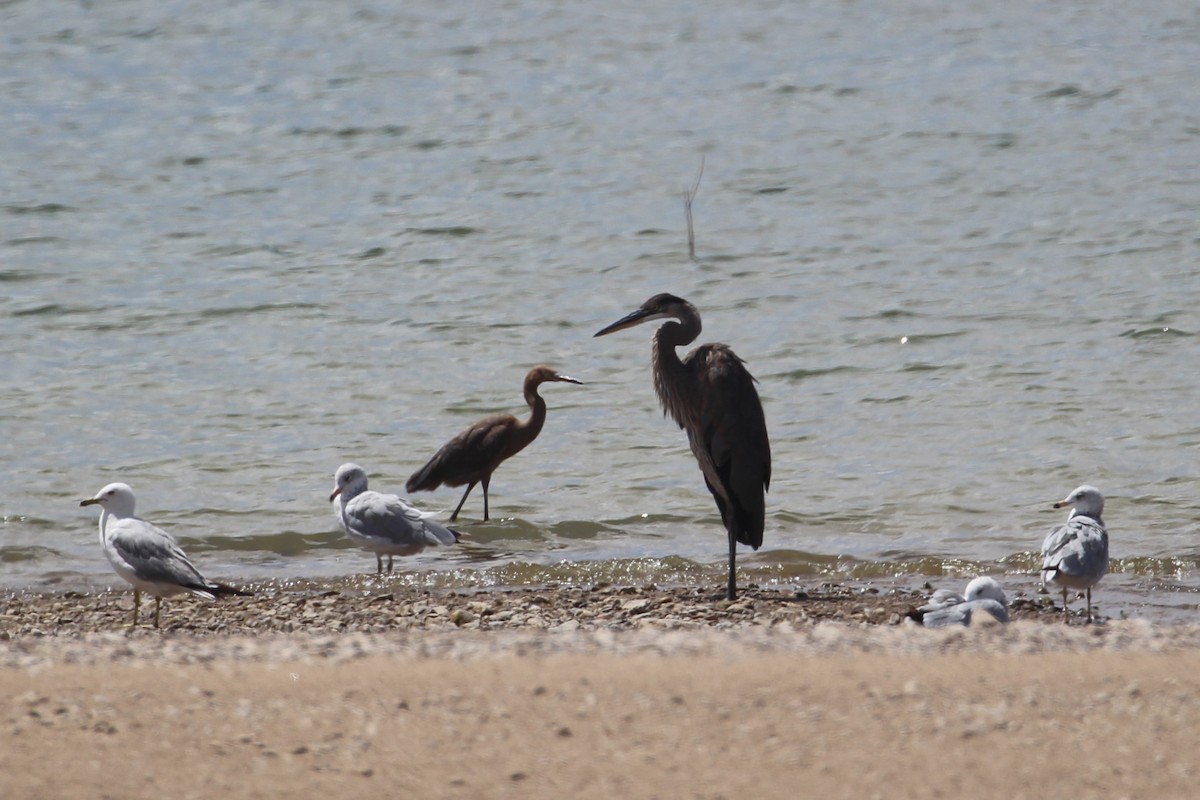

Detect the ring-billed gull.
[
  {"left": 331, "top": 463, "right": 460, "bottom": 574},
  {"left": 908, "top": 577, "right": 1010, "bottom": 628},
  {"left": 406, "top": 366, "right": 583, "bottom": 521},
  {"left": 1041, "top": 484, "right": 1109, "bottom": 624},
  {"left": 80, "top": 482, "right": 250, "bottom": 628}
]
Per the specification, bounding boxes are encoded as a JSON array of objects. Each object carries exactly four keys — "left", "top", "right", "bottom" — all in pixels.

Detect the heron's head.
[
  {"left": 1053, "top": 485, "right": 1104, "bottom": 519},
  {"left": 593, "top": 293, "right": 693, "bottom": 337},
  {"left": 80, "top": 482, "right": 137, "bottom": 518},
  {"left": 526, "top": 365, "right": 583, "bottom": 386},
  {"left": 330, "top": 462, "right": 369, "bottom": 502}
]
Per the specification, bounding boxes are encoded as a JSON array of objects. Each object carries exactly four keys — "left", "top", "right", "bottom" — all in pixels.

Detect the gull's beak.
[
  {"left": 329, "top": 486, "right": 342, "bottom": 502},
  {"left": 79, "top": 497, "right": 101, "bottom": 507},
  {"left": 594, "top": 307, "right": 653, "bottom": 337},
  {"left": 1053, "top": 499, "right": 1069, "bottom": 509},
  {"left": 554, "top": 373, "right": 584, "bottom": 385}
]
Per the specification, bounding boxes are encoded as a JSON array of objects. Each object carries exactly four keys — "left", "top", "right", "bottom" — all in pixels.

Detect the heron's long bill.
[
  {"left": 553, "top": 374, "right": 584, "bottom": 385},
  {"left": 593, "top": 307, "right": 654, "bottom": 337}
]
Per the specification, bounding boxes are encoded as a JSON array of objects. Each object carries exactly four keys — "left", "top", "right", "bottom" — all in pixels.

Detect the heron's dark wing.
[
  {"left": 407, "top": 414, "right": 516, "bottom": 491},
  {"left": 107, "top": 518, "right": 215, "bottom": 593},
  {"left": 687, "top": 344, "right": 771, "bottom": 549}
]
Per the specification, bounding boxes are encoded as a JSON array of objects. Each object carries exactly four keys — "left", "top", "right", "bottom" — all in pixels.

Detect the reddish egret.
[
  {"left": 595, "top": 293, "right": 771, "bottom": 601},
  {"left": 1041, "top": 485, "right": 1109, "bottom": 623},
  {"left": 80, "top": 482, "right": 250, "bottom": 628},
  {"left": 406, "top": 365, "right": 583, "bottom": 521},
  {"left": 330, "top": 462, "right": 460, "bottom": 574}
]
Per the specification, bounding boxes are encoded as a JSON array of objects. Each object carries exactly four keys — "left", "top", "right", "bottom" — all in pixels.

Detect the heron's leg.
[
  {"left": 450, "top": 483, "right": 476, "bottom": 522},
  {"left": 481, "top": 476, "right": 491, "bottom": 522},
  {"left": 726, "top": 527, "right": 737, "bottom": 601},
  {"left": 153, "top": 596, "right": 162, "bottom": 629},
  {"left": 387, "top": 555, "right": 394, "bottom": 574},
  {"left": 132, "top": 589, "right": 141, "bottom": 628}
]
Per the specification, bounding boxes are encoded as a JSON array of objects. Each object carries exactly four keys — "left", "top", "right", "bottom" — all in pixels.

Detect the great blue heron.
[
  {"left": 80, "top": 482, "right": 250, "bottom": 628},
  {"left": 594, "top": 293, "right": 771, "bottom": 601},
  {"left": 1041, "top": 484, "right": 1109, "bottom": 623},
  {"left": 331, "top": 462, "right": 460, "bottom": 574},
  {"left": 406, "top": 365, "right": 583, "bottom": 521}
]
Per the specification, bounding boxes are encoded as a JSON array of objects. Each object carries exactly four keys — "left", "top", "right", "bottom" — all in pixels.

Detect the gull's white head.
[
  {"left": 963, "top": 576, "right": 1007, "bottom": 607},
  {"left": 80, "top": 482, "right": 137, "bottom": 518},
  {"left": 330, "top": 463, "right": 369, "bottom": 502},
  {"left": 1054, "top": 485, "right": 1104, "bottom": 520}
]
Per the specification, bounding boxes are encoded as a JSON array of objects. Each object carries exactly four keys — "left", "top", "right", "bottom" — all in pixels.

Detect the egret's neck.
[{"left": 521, "top": 383, "right": 549, "bottom": 435}]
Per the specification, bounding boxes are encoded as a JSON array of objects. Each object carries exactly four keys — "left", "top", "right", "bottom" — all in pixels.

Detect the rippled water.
[{"left": 3, "top": 1, "right": 1199, "bottom": 619}]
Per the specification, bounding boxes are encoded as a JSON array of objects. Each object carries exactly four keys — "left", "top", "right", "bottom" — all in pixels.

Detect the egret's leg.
[{"left": 450, "top": 483, "right": 476, "bottom": 522}]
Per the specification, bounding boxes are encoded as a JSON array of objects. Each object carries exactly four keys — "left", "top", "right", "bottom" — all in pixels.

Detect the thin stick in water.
[{"left": 684, "top": 155, "right": 705, "bottom": 260}]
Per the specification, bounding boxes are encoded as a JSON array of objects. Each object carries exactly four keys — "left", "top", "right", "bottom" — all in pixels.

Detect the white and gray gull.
[
  {"left": 80, "top": 482, "right": 250, "bottom": 628},
  {"left": 909, "top": 576, "right": 1010, "bottom": 628},
  {"left": 1041, "top": 484, "right": 1109, "bottom": 624},
  {"left": 331, "top": 462, "right": 460, "bottom": 575}
]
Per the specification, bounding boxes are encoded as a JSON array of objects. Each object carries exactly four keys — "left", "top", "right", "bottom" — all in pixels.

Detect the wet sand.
[{"left": 2, "top": 585, "right": 1197, "bottom": 798}]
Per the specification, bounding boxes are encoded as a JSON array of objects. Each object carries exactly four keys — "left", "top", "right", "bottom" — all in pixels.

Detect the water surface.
[{"left": 2, "top": 1, "right": 1199, "bottom": 620}]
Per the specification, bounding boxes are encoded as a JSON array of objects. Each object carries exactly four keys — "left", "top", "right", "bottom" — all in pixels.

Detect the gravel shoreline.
[
  {"left": 2, "top": 581, "right": 1054, "bottom": 638},
  {"left": 3, "top": 582, "right": 1196, "bottom": 667}
]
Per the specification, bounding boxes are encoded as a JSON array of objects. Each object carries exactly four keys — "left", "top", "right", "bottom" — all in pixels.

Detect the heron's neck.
[{"left": 652, "top": 322, "right": 701, "bottom": 429}]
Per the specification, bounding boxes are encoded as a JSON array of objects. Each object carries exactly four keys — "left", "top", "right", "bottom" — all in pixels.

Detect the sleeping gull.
[
  {"left": 80, "top": 482, "right": 250, "bottom": 628},
  {"left": 908, "top": 576, "right": 1010, "bottom": 628},
  {"left": 330, "top": 463, "right": 460, "bottom": 574},
  {"left": 1041, "top": 484, "right": 1109, "bottom": 624}
]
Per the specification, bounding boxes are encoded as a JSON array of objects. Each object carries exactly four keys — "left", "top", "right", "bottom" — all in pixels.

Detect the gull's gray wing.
[
  {"left": 921, "top": 598, "right": 1009, "bottom": 628},
  {"left": 346, "top": 491, "right": 458, "bottom": 547},
  {"left": 1042, "top": 515, "right": 1109, "bottom": 583},
  {"left": 107, "top": 518, "right": 214, "bottom": 593},
  {"left": 918, "top": 588, "right": 967, "bottom": 614}
]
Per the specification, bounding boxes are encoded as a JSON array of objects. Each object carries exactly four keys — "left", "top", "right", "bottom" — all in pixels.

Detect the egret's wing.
[{"left": 406, "top": 414, "right": 515, "bottom": 491}]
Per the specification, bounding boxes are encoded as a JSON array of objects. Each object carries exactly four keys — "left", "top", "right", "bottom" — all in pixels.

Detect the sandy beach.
[{"left": 2, "top": 585, "right": 1198, "bottom": 799}]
